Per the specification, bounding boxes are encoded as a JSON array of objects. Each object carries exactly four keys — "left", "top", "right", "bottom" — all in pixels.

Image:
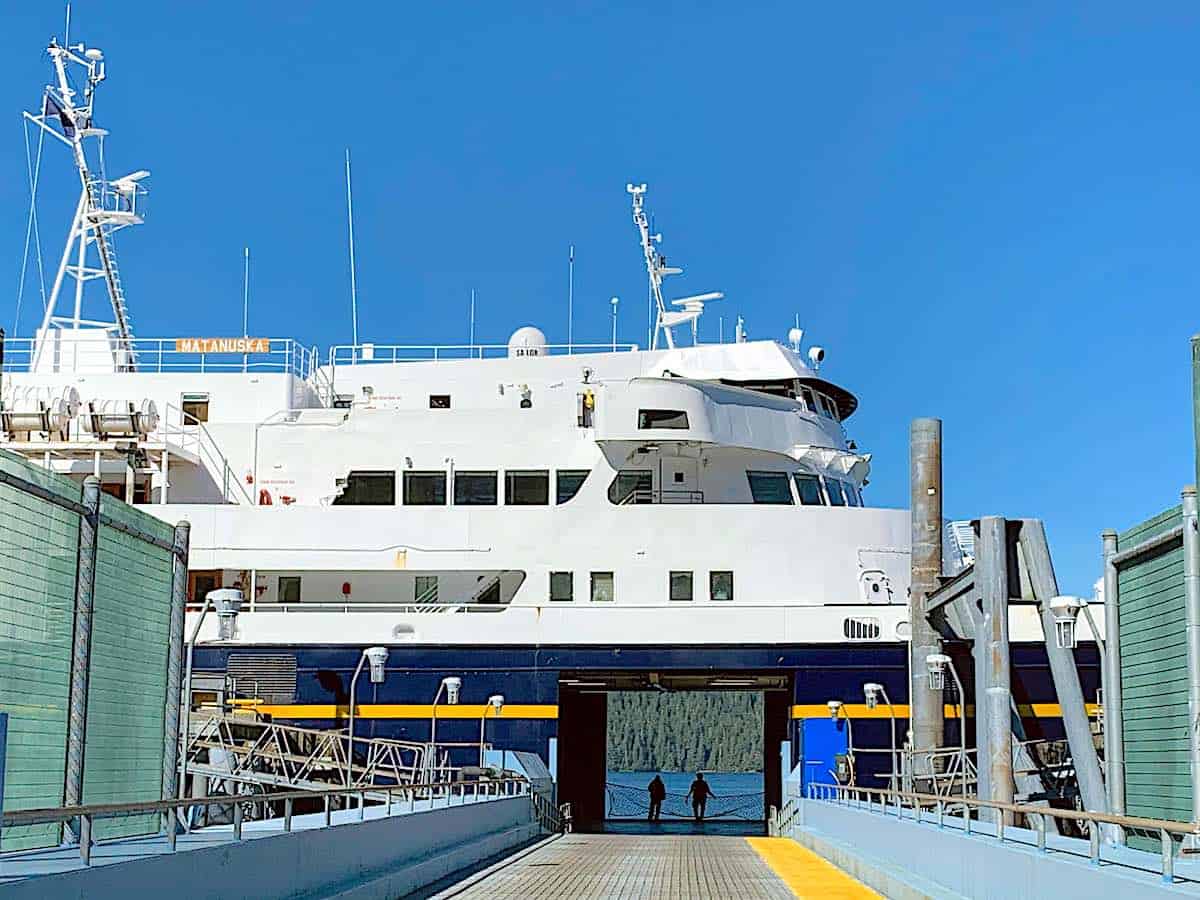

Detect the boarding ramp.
[
  {"left": 0, "top": 778, "right": 561, "bottom": 900},
  {"left": 771, "top": 783, "right": 1200, "bottom": 898}
]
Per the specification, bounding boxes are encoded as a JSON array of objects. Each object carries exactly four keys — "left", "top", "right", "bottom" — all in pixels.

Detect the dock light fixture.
[
  {"left": 211, "top": 588, "right": 243, "bottom": 641},
  {"left": 826, "top": 699, "right": 855, "bottom": 784},
  {"left": 1050, "top": 595, "right": 1086, "bottom": 650},
  {"left": 864, "top": 682, "right": 899, "bottom": 791},
  {"left": 479, "top": 694, "right": 505, "bottom": 766},
  {"left": 925, "top": 654, "right": 969, "bottom": 796},
  {"left": 178, "top": 589, "right": 243, "bottom": 807},
  {"left": 347, "top": 646, "right": 390, "bottom": 787},
  {"left": 428, "top": 676, "right": 464, "bottom": 781},
  {"left": 925, "top": 653, "right": 950, "bottom": 691}
]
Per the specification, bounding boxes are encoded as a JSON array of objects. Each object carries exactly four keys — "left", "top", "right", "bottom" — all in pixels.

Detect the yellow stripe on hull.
[{"left": 789, "top": 703, "right": 1099, "bottom": 719}]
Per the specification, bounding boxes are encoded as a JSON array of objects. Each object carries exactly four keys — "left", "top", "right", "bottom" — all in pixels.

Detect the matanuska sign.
[{"left": 175, "top": 337, "right": 271, "bottom": 353}]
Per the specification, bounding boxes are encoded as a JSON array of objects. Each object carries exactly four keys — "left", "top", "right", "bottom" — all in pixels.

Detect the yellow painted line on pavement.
[{"left": 747, "top": 837, "right": 880, "bottom": 899}]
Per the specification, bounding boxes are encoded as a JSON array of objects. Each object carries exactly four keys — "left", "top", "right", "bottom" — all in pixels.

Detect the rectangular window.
[
  {"left": 181, "top": 393, "right": 210, "bottom": 423},
  {"left": 638, "top": 409, "right": 689, "bottom": 429},
  {"left": 414, "top": 575, "right": 439, "bottom": 603},
  {"left": 505, "top": 470, "right": 549, "bottom": 505},
  {"left": 826, "top": 478, "right": 847, "bottom": 507},
  {"left": 550, "top": 571, "right": 573, "bottom": 602},
  {"left": 746, "top": 471, "right": 793, "bottom": 504},
  {"left": 278, "top": 576, "right": 301, "bottom": 604},
  {"left": 799, "top": 387, "right": 817, "bottom": 413},
  {"left": 669, "top": 571, "right": 694, "bottom": 601},
  {"left": 843, "top": 482, "right": 860, "bottom": 507},
  {"left": 590, "top": 571, "right": 614, "bottom": 602},
  {"left": 820, "top": 395, "right": 840, "bottom": 420},
  {"left": 710, "top": 571, "right": 734, "bottom": 602},
  {"left": 332, "top": 470, "right": 396, "bottom": 506},
  {"left": 608, "top": 470, "right": 653, "bottom": 504},
  {"left": 793, "top": 473, "right": 826, "bottom": 506},
  {"left": 556, "top": 470, "right": 590, "bottom": 504},
  {"left": 454, "top": 471, "right": 498, "bottom": 505},
  {"left": 403, "top": 471, "right": 447, "bottom": 505},
  {"left": 429, "top": 394, "right": 451, "bottom": 409}
]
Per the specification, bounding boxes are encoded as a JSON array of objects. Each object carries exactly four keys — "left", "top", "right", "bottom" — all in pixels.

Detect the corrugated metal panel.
[
  {"left": 1118, "top": 505, "right": 1192, "bottom": 847},
  {"left": 82, "top": 495, "right": 174, "bottom": 840},
  {"left": 0, "top": 452, "right": 79, "bottom": 850}
]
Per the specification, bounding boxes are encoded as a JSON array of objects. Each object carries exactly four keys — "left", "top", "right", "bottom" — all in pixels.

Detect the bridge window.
[
  {"left": 609, "top": 470, "right": 652, "bottom": 504},
  {"left": 746, "top": 471, "right": 793, "bottom": 505},
  {"left": 799, "top": 387, "right": 817, "bottom": 413},
  {"left": 332, "top": 470, "right": 395, "bottom": 506},
  {"left": 710, "top": 571, "right": 734, "bottom": 601},
  {"left": 454, "top": 471, "right": 498, "bottom": 505},
  {"left": 476, "top": 577, "right": 502, "bottom": 604},
  {"left": 403, "top": 471, "right": 447, "bottom": 505},
  {"left": 506, "top": 470, "right": 549, "bottom": 505},
  {"left": 638, "top": 409, "right": 689, "bottom": 429},
  {"left": 792, "top": 473, "right": 825, "bottom": 506},
  {"left": 415, "top": 575, "right": 438, "bottom": 603},
  {"left": 669, "top": 571, "right": 694, "bottom": 601},
  {"left": 550, "top": 571, "right": 573, "bottom": 602},
  {"left": 591, "top": 571, "right": 614, "bottom": 602},
  {"left": 278, "top": 576, "right": 301, "bottom": 604},
  {"left": 826, "top": 478, "right": 847, "bottom": 507},
  {"left": 843, "top": 482, "right": 860, "bottom": 507},
  {"left": 429, "top": 394, "right": 451, "bottom": 409},
  {"left": 557, "top": 470, "right": 590, "bottom": 504},
  {"left": 819, "top": 395, "right": 840, "bottom": 420}
]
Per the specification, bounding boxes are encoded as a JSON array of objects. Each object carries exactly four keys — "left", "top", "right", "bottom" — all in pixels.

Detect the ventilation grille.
[
  {"left": 226, "top": 653, "right": 297, "bottom": 704},
  {"left": 843, "top": 617, "right": 881, "bottom": 641}
]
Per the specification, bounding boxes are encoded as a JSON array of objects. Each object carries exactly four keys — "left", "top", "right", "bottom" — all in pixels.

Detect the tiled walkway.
[{"left": 434, "top": 834, "right": 878, "bottom": 899}]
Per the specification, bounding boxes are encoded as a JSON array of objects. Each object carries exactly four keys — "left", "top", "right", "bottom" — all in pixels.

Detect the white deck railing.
[{"left": 327, "top": 342, "right": 639, "bottom": 367}]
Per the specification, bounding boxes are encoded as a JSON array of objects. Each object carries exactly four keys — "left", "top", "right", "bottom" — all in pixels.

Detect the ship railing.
[
  {"left": 0, "top": 778, "right": 535, "bottom": 868},
  {"left": 0, "top": 335, "right": 320, "bottom": 378},
  {"left": 156, "top": 403, "right": 255, "bottom": 504},
  {"left": 327, "top": 341, "right": 639, "bottom": 368},
  {"left": 619, "top": 488, "right": 705, "bottom": 505},
  {"left": 803, "top": 782, "right": 1200, "bottom": 886}
]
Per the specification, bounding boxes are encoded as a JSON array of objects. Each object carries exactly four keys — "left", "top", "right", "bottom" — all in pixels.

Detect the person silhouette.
[
  {"left": 647, "top": 774, "right": 666, "bottom": 822},
  {"left": 685, "top": 773, "right": 714, "bottom": 822}
]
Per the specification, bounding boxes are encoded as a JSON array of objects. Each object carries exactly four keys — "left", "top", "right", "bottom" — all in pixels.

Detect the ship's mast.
[
  {"left": 626, "top": 183, "right": 721, "bottom": 351},
  {"left": 24, "top": 33, "right": 147, "bottom": 372}
]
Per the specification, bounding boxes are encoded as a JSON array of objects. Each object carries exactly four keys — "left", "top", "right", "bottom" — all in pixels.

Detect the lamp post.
[
  {"left": 926, "top": 653, "right": 967, "bottom": 795},
  {"left": 827, "top": 699, "right": 854, "bottom": 784},
  {"left": 428, "top": 676, "right": 462, "bottom": 782},
  {"left": 864, "top": 682, "right": 898, "bottom": 790},
  {"left": 347, "top": 646, "right": 389, "bottom": 788},
  {"left": 610, "top": 296, "right": 619, "bottom": 350},
  {"left": 1049, "top": 595, "right": 1086, "bottom": 650},
  {"left": 479, "top": 694, "right": 505, "bottom": 767},
  {"left": 178, "top": 589, "right": 241, "bottom": 804}
]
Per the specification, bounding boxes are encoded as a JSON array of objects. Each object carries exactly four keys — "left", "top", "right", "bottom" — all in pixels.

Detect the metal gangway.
[{"left": 184, "top": 710, "right": 432, "bottom": 798}]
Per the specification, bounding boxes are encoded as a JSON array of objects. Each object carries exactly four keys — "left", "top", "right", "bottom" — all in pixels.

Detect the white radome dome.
[{"left": 507, "top": 325, "right": 548, "bottom": 359}]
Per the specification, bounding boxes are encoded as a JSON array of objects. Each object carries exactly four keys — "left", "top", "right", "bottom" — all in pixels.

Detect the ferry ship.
[{"left": 2, "top": 28, "right": 1098, "bottom": 826}]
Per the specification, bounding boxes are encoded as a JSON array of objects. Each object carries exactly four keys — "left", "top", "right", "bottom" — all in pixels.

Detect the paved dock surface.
[{"left": 432, "top": 834, "right": 878, "bottom": 898}]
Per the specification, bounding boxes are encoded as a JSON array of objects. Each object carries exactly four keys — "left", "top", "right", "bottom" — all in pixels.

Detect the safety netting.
[{"left": 605, "top": 781, "right": 764, "bottom": 820}]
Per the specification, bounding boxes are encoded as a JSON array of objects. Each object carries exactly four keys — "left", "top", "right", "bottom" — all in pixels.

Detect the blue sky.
[{"left": 2, "top": 3, "right": 1199, "bottom": 593}]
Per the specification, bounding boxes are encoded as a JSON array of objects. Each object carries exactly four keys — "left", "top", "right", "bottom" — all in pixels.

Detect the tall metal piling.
[
  {"left": 909, "top": 419, "right": 945, "bottom": 766},
  {"left": 1182, "top": 488, "right": 1200, "bottom": 827},
  {"left": 1019, "top": 518, "right": 1109, "bottom": 818},
  {"left": 64, "top": 476, "right": 101, "bottom": 838},
  {"left": 161, "top": 521, "right": 191, "bottom": 829},
  {"left": 1101, "top": 528, "right": 1126, "bottom": 827},
  {"left": 975, "top": 516, "right": 1013, "bottom": 821}
]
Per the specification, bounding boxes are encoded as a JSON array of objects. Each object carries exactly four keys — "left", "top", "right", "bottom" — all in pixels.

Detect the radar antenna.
[
  {"left": 626, "top": 183, "right": 722, "bottom": 350},
  {"left": 23, "top": 32, "right": 146, "bottom": 372}
]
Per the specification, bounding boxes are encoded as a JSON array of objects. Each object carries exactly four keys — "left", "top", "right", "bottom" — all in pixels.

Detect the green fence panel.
[
  {"left": 0, "top": 451, "right": 80, "bottom": 851},
  {"left": 1118, "top": 505, "right": 1191, "bottom": 848},
  {"left": 82, "top": 495, "right": 174, "bottom": 840}
]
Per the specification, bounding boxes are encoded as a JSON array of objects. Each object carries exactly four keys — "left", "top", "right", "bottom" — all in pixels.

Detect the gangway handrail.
[
  {"left": 804, "top": 781, "right": 1200, "bottom": 884},
  {"left": 2, "top": 777, "right": 536, "bottom": 867}
]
